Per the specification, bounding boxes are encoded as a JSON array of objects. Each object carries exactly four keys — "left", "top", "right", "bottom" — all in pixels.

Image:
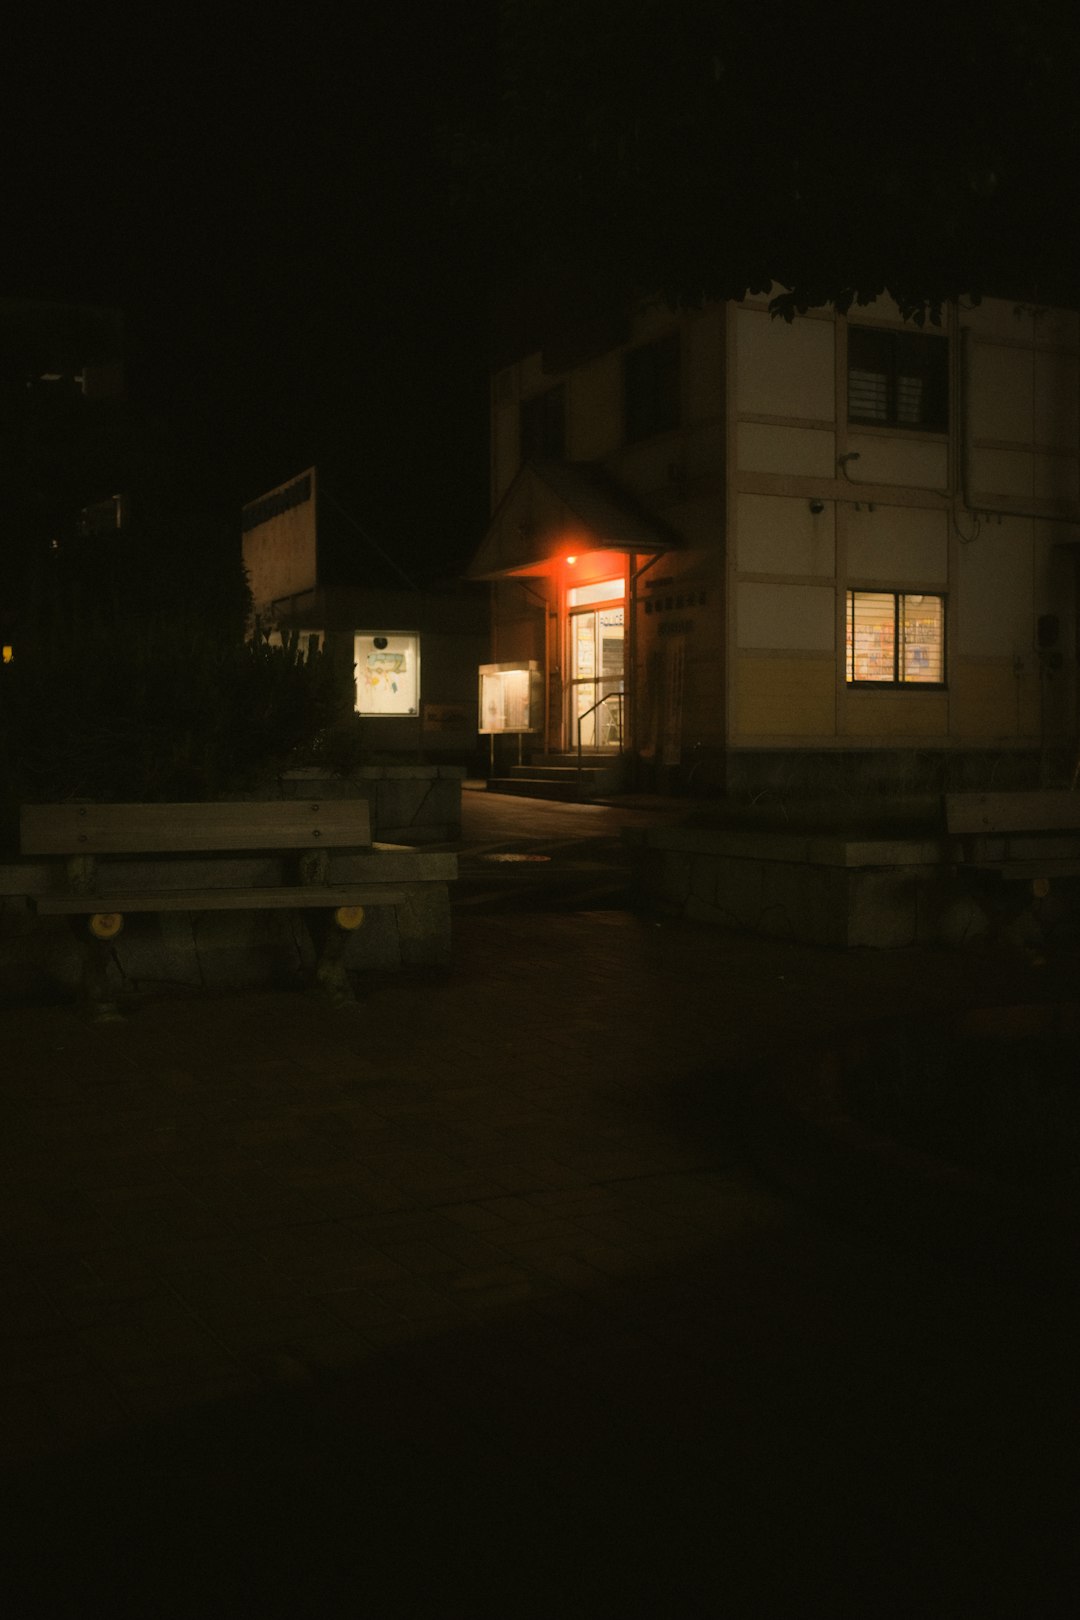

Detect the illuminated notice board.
[{"left": 478, "top": 661, "right": 543, "bottom": 734}]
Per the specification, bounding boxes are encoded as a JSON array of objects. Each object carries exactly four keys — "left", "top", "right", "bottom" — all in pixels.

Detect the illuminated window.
[
  {"left": 355, "top": 631, "right": 420, "bottom": 716},
  {"left": 846, "top": 592, "right": 945, "bottom": 685},
  {"left": 567, "top": 577, "right": 624, "bottom": 608},
  {"left": 848, "top": 327, "right": 948, "bottom": 431}
]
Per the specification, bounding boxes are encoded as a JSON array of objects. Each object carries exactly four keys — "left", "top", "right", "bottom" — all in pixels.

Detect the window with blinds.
[
  {"left": 847, "top": 327, "right": 948, "bottom": 432},
  {"left": 846, "top": 591, "right": 945, "bottom": 685}
]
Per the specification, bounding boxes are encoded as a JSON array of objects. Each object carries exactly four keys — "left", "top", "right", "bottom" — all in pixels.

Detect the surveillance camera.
[
  {"left": 373, "top": 636, "right": 388, "bottom": 650},
  {"left": 809, "top": 500, "right": 825, "bottom": 516}
]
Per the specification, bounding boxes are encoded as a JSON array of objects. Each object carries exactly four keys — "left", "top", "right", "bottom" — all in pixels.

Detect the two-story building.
[
  {"left": 467, "top": 292, "right": 1079, "bottom": 801},
  {"left": 243, "top": 466, "right": 489, "bottom": 770}
]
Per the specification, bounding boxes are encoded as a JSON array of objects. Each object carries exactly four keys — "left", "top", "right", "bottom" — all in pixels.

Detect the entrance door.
[{"left": 568, "top": 587, "right": 624, "bottom": 750}]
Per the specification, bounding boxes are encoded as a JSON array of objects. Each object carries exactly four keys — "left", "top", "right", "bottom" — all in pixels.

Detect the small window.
[
  {"left": 624, "top": 332, "right": 680, "bottom": 442},
  {"left": 520, "top": 384, "right": 566, "bottom": 460},
  {"left": 846, "top": 592, "right": 945, "bottom": 685},
  {"left": 848, "top": 327, "right": 948, "bottom": 431}
]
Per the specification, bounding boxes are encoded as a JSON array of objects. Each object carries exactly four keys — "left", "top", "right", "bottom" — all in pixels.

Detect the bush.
[{"left": 0, "top": 609, "right": 355, "bottom": 842}]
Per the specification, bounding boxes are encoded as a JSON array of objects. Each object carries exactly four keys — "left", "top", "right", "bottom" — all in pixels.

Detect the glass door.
[{"left": 568, "top": 587, "right": 624, "bottom": 750}]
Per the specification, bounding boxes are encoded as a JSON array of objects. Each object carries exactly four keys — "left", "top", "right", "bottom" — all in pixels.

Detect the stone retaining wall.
[{"left": 634, "top": 827, "right": 1011, "bottom": 948}]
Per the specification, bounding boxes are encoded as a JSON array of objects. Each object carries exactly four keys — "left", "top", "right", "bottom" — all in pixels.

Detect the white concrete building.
[{"left": 468, "top": 293, "right": 1079, "bottom": 800}]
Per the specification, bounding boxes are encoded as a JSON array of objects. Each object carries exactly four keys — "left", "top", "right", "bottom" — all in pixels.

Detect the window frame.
[
  {"left": 845, "top": 590, "right": 947, "bottom": 688},
  {"left": 623, "top": 331, "right": 681, "bottom": 443},
  {"left": 519, "top": 383, "right": 566, "bottom": 461},
  {"left": 846, "top": 326, "right": 949, "bottom": 433}
]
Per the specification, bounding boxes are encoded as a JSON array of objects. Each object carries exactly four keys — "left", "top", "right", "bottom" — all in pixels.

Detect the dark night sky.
[{"left": 5, "top": 10, "right": 499, "bottom": 583}]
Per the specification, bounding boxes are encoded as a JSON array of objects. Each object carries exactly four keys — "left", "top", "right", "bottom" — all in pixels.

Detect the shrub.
[{"left": 0, "top": 604, "right": 354, "bottom": 844}]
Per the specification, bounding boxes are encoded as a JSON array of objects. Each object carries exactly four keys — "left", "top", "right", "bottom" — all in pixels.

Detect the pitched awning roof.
[{"left": 465, "top": 459, "right": 676, "bottom": 581}]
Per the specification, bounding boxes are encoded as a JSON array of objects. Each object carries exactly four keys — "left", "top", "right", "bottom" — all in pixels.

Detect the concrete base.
[
  {"left": 0, "top": 844, "right": 455, "bottom": 1003},
  {"left": 634, "top": 825, "right": 1078, "bottom": 949}
]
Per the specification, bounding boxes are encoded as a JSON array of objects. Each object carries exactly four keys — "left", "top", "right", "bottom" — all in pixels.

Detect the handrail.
[{"left": 576, "top": 691, "right": 624, "bottom": 797}]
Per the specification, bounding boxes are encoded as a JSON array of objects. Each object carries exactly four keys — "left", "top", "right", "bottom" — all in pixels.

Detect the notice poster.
[{"left": 355, "top": 633, "right": 419, "bottom": 715}]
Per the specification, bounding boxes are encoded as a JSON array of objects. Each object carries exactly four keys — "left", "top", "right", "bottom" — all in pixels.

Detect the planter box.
[{"left": 634, "top": 827, "right": 1003, "bottom": 948}]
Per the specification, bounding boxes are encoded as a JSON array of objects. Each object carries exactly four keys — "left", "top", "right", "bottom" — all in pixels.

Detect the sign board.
[
  {"left": 478, "top": 661, "right": 544, "bottom": 734},
  {"left": 422, "top": 702, "right": 470, "bottom": 733}
]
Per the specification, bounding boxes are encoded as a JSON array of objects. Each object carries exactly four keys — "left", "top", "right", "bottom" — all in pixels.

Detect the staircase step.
[
  {"left": 507, "top": 765, "right": 611, "bottom": 784},
  {"left": 528, "top": 754, "right": 620, "bottom": 768},
  {"left": 486, "top": 777, "right": 586, "bottom": 801}
]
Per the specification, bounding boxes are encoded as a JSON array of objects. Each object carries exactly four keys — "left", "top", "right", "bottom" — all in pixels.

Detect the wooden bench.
[
  {"left": 20, "top": 799, "right": 410, "bottom": 1016},
  {"left": 945, "top": 790, "right": 1080, "bottom": 891}
]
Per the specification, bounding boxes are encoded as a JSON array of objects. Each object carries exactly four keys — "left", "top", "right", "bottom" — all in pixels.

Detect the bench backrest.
[
  {"left": 945, "top": 790, "right": 1080, "bottom": 836},
  {"left": 20, "top": 800, "right": 372, "bottom": 856}
]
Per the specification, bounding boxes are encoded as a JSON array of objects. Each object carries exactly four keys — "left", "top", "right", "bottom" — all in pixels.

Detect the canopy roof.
[{"left": 466, "top": 459, "right": 675, "bottom": 580}]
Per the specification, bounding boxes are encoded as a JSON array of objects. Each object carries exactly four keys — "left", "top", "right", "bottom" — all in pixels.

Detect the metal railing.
[{"left": 576, "top": 691, "right": 624, "bottom": 797}]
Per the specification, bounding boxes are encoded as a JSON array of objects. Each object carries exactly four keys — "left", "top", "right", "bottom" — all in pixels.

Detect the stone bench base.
[{"left": 0, "top": 847, "right": 454, "bottom": 1000}]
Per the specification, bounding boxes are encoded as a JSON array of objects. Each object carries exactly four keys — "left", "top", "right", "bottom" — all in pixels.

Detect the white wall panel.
[
  {"left": 846, "top": 505, "right": 948, "bottom": 584},
  {"left": 737, "top": 423, "right": 835, "bottom": 477},
  {"left": 736, "top": 582, "right": 835, "bottom": 650},
  {"left": 955, "top": 517, "right": 1034, "bottom": 654},
  {"left": 736, "top": 494, "right": 834, "bottom": 576},
  {"left": 1034, "top": 452, "right": 1079, "bottom": 504},
  {"left": 1034, "top": 349, "right": 1079, "bottom": 448},
  {"left": 969, "top": 447, "right": 1034, "bottom": 500},
  {"left": 846, "top": 434, "right": 948, "bottom": 490},
  {"left": 735, "top": 309, "right": 835, "bottom": 420},
  {"left": 969, "top": 344, "right": 1033, "bottom": 442}
]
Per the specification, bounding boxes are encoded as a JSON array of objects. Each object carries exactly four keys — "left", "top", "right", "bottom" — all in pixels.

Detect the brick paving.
[{"left": 2, "top": 792, "right": 1079, "bottom": 1614}]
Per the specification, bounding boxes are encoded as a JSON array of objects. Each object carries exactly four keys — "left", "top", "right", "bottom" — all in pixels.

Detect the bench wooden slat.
[
  {"left": 34, "top": 883, "right": 408, "bottom": 915},
  {"left": 945, "top": 791, "right": 1080, "bottom": 835},
  {"left": 20, "top": 800, "right": 372, "bottom": 855}
]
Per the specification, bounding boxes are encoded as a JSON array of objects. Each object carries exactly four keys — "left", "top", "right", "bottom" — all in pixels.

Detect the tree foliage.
[{"left": 457, "top": 0, "right": 1080, "bottom": 331}]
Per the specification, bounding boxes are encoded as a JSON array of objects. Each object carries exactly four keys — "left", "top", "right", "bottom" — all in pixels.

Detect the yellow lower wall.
[
  {"left": 734, "top": 654, "right": 835, "bottom": 736},
  {"left": 842, "top": 689, "right": 948, "bottom": 738}
]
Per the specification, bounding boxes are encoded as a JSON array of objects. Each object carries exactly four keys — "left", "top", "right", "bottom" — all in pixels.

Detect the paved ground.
[{"left": 2, "top": 791, "right": 1078, "bottom": 1615}]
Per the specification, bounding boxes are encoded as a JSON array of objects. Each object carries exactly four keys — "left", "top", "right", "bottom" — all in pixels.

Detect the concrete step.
[
  {"left": 487, "top": 756, "right": 629, "bottom": 802},
  {"left": 486, "top": 777, "right": 586, "bottom": 802},
  {"left": 507, "top": 764, "right": 612, "bottom": 784}
]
